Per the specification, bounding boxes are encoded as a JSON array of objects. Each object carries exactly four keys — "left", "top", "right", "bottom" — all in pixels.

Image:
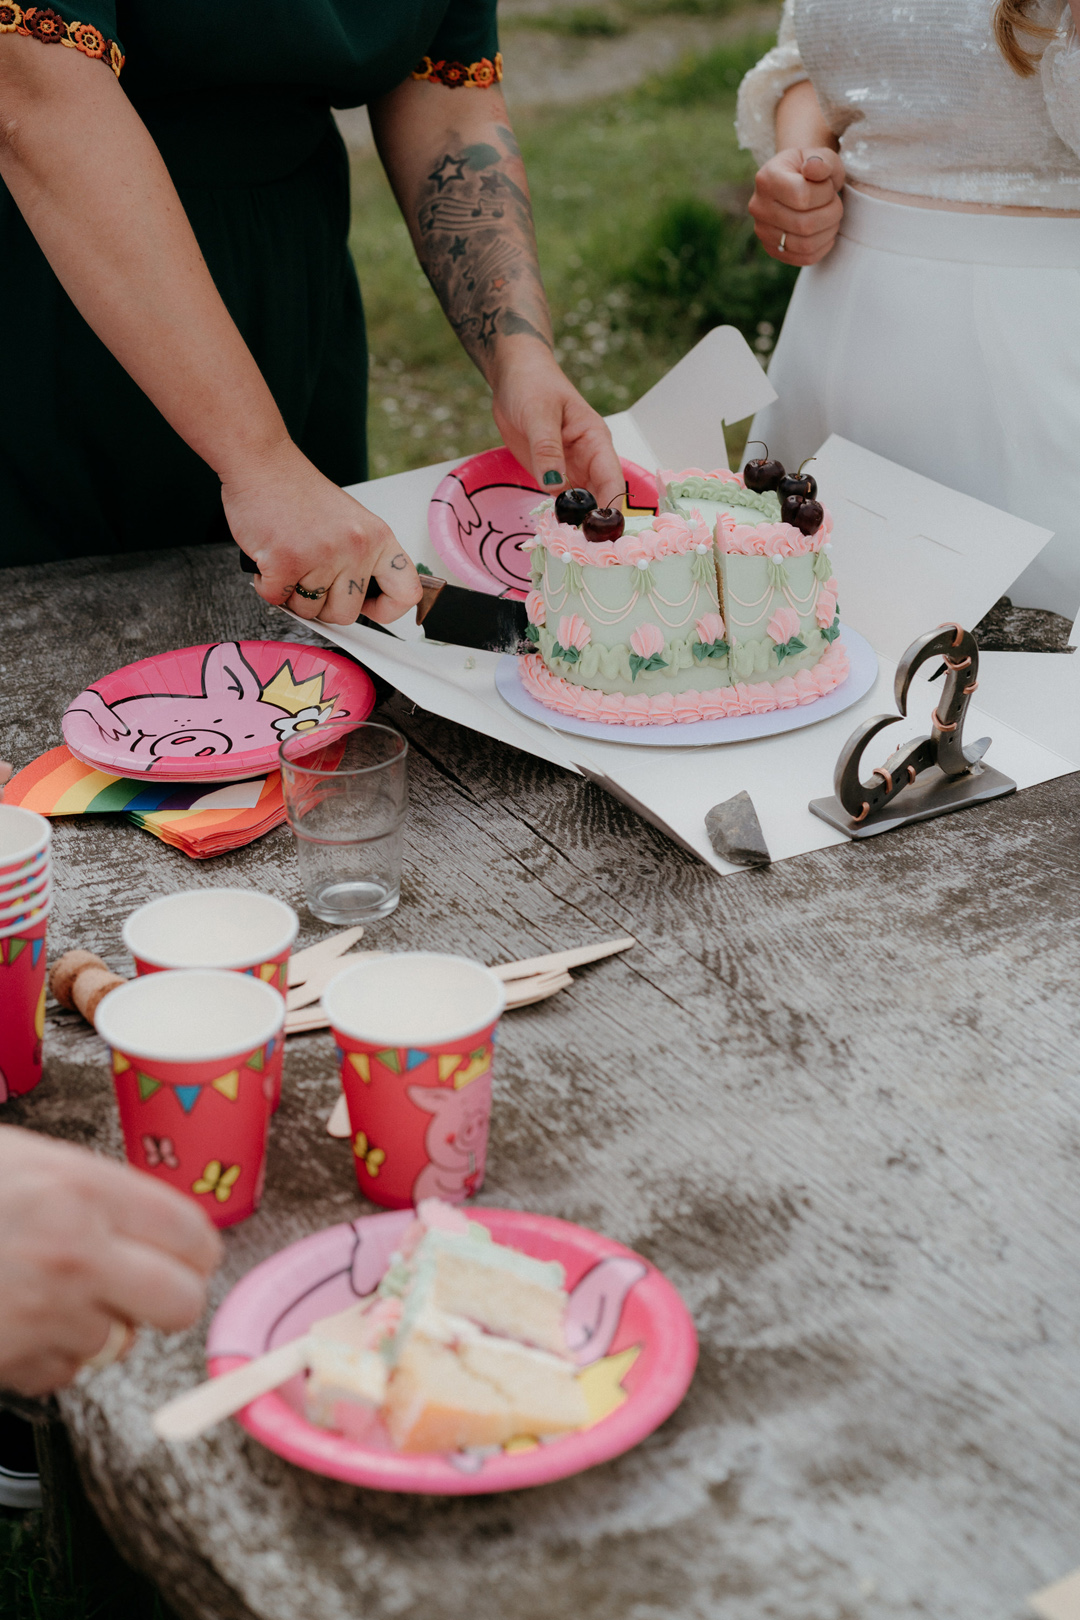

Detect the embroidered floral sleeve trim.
[
  {"left": 0, "top": 5, "right": 124, "bottom": 76},
  {"left": 411, "top": 52, "right": 502, "bottom": 89}
]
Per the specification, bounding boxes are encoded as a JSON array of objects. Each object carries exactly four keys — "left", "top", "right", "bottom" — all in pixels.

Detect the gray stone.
[
  {"left": 2, "top": 542, "right": 1080, "bottom": 1620},
  {"left": 704, "top": 789, "right": 771, "bottom": 866}
]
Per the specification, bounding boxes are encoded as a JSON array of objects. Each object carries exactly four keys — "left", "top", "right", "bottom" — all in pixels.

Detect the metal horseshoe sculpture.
[{"left": 809, "top": 623, "right": 1016, "bottom": 839}]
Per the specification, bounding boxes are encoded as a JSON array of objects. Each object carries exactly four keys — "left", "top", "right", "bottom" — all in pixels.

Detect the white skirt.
[{"left": 749, "top": 187, "right": 1080, "bottom": 617}]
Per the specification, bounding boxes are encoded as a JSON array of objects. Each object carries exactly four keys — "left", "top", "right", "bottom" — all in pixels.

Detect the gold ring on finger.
[{"left": 83, "top": 1318, "right": 137, "bottom": 1373}]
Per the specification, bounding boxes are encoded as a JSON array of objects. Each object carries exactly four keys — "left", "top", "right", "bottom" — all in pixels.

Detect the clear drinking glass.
[{"left": 279, "top": 722, "right": 409, "bottom": 925}]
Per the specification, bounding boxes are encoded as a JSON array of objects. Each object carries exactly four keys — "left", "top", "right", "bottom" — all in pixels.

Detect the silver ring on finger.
[
  {"left": 293, "top": 583, "right": 329, "bottom": 602},
  {"left": 778, "top": 232, "right": 787, "bottom": 254}
]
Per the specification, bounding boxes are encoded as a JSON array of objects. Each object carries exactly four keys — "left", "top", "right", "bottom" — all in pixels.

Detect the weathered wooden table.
[{"left": 4, "top": 542, "right": 1080, "bottom": 1620}]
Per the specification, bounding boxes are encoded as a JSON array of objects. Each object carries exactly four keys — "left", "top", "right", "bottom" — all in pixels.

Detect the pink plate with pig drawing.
[
  {"left": 428, "top": 447, "right": 659, "bottom": 597},
  {"left": 62, "top": 640, "right": 375, "bottom": 782},
  {"left": 205, "top": 1207, "right": 698, "bottom": 1494}
]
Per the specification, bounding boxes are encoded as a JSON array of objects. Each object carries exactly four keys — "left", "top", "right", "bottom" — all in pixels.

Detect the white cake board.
[
  {"left": 282, "top": 326, "right": 1073, "bottom": 876},
  {"left": 493, "top": 627, "right": 877, "bottom": 748}
]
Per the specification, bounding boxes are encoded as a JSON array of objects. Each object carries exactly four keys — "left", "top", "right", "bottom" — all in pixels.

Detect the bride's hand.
[
  {"left": 748, "top": 146, "right": 846, "bottom": 266},
  {"left": 221, "top": 441, "right": 422, "bottom": 626}
]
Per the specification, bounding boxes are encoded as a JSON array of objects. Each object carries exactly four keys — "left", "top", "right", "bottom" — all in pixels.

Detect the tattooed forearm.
[{"left": 413, "top": 133, "right": 553, "bottom": 375}]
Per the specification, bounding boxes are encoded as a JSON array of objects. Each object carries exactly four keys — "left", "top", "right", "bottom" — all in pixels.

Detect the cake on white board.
[
  {"left": 303, "top": 1199, "right": 589, "bottom": 1454},
  {"left": 518, "top": 451, "right": 848, "bottom": 725}
]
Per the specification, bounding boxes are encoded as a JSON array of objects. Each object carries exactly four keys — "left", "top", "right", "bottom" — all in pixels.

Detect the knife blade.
[{"left": 238, "top": 552, "right": 529, "bottom": 654}]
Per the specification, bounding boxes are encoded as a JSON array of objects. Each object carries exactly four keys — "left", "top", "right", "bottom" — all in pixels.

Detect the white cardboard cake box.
[{"left": 289, "top": 326, "right": 1075, "bottom": 876}]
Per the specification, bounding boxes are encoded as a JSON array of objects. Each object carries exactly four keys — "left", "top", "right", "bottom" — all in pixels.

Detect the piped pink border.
[{"left": 519, "top": 642, "right": 850, "bottom": 726}]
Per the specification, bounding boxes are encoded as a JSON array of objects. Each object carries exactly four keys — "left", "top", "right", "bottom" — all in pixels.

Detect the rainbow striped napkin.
[{"left": 3, "top": 747, "right": 286, "bottom": 859}]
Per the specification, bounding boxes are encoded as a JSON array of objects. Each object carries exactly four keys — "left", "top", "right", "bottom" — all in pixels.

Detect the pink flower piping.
[
  {"left": 815, "top": 579, "right": 839, "bottom": 628},
  {"left": 766, "top": 605, "right": 801, "bottom": 645},
  {"left": 695, "top": 612, "right": 725, "bottom": 644},
  {"left": 557, "top": 613, "right": 591, "bottom": 651},
  {"left": 629, "top": 623, "right": 665, "bottom": 659},
  {"left": 525, "top": 590, "right": 546, "bottom": 627}
]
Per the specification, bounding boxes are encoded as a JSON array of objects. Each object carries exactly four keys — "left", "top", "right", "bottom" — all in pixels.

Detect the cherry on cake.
[{"left": 518, "top": 462, "right": 848, "bottom": 726}]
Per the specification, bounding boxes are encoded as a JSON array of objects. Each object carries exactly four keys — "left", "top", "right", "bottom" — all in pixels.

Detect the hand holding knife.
[{"left": 238, "top": 550, "right": 529, "bottom": 655}]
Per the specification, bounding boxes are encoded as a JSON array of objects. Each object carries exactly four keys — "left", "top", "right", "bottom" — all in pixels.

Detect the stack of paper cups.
[{"left": 0, "top": 806, "right": 52, "bottom": 1100}]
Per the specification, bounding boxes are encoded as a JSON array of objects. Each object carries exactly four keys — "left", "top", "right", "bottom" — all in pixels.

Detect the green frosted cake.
[{"left": 519, "top": 467, "right": 847, "bottom": 726}]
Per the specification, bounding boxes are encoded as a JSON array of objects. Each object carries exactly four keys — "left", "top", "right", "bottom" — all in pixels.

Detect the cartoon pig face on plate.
[{"left": 64, "top": 643, "right": 346, "bottom": 771}]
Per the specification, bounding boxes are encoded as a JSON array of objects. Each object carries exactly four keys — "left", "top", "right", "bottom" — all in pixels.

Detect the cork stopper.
[{"left": 49, "top": 950, "right": 127, "bottom": 1025}]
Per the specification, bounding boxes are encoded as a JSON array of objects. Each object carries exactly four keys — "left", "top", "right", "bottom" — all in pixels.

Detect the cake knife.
[{"left": 238, "top": 553, "right": 529, "bottom": 654}]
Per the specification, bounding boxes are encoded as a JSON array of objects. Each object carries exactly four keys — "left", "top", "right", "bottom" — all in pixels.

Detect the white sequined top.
[{"left": 736, "top": 0, "right": 1080, "bottom": 208}]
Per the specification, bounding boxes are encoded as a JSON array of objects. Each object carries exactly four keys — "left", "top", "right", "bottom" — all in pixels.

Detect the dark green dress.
[{"left": 0, "top": 1, "right": 500, "bottom": 565}]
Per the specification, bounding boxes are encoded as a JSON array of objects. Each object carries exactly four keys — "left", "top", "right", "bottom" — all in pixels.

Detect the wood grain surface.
[{"left": 3, "top": 543, "right": 1080, "bottom": 1620}]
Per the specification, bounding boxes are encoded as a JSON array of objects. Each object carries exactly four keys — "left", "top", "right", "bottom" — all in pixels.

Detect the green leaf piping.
[{"left": 628, "top": 652, "right": 669, "bottom": 681}]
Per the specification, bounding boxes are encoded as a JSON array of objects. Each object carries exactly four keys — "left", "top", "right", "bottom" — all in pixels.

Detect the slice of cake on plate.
[{"left": 303, "top": 1199, "right": 589, "bottom": 1454}]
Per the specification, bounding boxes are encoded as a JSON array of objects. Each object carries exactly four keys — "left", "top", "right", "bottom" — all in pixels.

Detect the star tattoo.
[
  {"left": 477, "top": 309, "right": 500, "bottom": 346},
  {"left": 428, "top": 153, "right": 468, "bottom": 191},
  {"left": 448, "top": 236, "right": 467, "bottom": 262}
]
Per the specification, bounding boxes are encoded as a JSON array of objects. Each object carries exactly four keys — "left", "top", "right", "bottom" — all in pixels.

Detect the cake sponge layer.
[
  {"left": 391, "top": 1230, "right": 570, "bottom": 1355},
  {"left": 385, "top": 1332, "right": 588, "bottom": 1453}
]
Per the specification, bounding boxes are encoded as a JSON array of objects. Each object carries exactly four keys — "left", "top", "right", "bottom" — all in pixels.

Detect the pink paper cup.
[
  {"left": 322, "top": 953, "right": 506, "bottom": 1210},
  {"left": 0, "top": 806, "right": 50, "bottom": 880},
  {"left": 0, "top": 913, "right": 48, "bottom": 1099},
  {"left": 122, "top": 890, "right": 298, "bottom": 1113},
  {"left": 94, "top": 969, "right": 285, "bottom": 1228}
]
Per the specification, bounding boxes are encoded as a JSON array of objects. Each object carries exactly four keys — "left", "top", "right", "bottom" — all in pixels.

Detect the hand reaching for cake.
[
  {"left": 491, "top": 351, "right": 625, "bottom": 510},
  {"left": 0, "top": 1126, "right": 222, "bottom": 1395}
]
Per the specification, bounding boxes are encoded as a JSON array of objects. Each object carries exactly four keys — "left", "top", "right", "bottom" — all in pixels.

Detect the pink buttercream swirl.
[
  {"left": 658, "top": 467, "right": 744, "bottom": 488},
  {"left": 528, "top": 508, "right": 711, "bottom": 566},
  {"left": 519, "top": 642, "right": 850, "bottom": 726},
  {"left": 719, "top": 512, "right": 833, "bottom": 556},
  {"left": 525, "top": 589, "right": 546, "bottom": 627},
  {"left": 695, "top": 612, "right": 725, "bottom": 643}
]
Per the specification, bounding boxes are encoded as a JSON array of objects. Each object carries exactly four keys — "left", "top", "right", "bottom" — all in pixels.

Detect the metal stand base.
[{"left": 809, "top": 763, "right": 1017, "bottom": 840}]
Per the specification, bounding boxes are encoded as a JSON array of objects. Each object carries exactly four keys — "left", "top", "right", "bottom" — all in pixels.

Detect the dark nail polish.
[{"left": 542, "top": 470, "right": 565, "bottom": 487}]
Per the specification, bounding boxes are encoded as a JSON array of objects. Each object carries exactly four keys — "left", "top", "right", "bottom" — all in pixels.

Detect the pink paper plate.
[
  {"left": 205, "top": 1206, "right": 697, "bottom": 1494},
  {"left": 428, "top": 448, "right": 658, "bottom": 598},
  {"left": 62, "top": 641, "right": 376, "bottom": 782}
]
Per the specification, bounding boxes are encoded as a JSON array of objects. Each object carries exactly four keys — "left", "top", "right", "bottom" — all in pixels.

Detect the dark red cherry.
[
  {"left": 554, "top": 488, "right": 597, "bottom": 527},
  {"left": 780, "top": 493, "right": 804, "bottom": 528},
  {"left": 582, "top": 506, "right": 625, "bottom": 543},
  {"left": 778, "top": 457, "right": 818, "bottom": 504},
  {"left": 795, "top": 498, "right": 824, "bottom": 536},
  {"left": 743, "top": 441, "right": 786, "bottom": 494}
]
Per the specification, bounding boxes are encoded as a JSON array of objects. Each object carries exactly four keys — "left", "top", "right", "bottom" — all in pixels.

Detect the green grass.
[
  {"left": 352, "top": 32, "right": 781, "bottom": 479},
  {"left": 514, "top": 7, "right": 628, "bottom": 36},
  {"left": 0, "top": 1509, "right": 171, "bottom": 1620}
]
